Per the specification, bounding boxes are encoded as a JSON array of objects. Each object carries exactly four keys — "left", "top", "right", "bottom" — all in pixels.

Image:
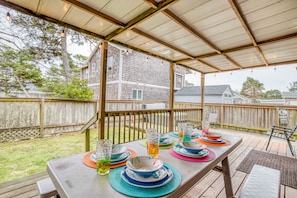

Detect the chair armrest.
[{"left": 272, "top": 126, "right": 293, "bottom": 132}]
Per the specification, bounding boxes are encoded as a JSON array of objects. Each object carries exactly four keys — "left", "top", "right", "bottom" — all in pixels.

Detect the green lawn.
[
  {"left": 0, "top": 130, "right": 99, "bottom": 184},
  {"left": 0, "top": 127, "right": 146, "bottom": 184}
]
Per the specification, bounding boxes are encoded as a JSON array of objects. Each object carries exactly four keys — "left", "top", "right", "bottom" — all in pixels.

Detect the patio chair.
[{"left": 266, "top": 123, "right": 297, "bottom": 156}]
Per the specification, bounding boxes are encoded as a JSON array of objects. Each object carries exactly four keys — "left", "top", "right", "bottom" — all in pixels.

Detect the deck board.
[{"left": 0, "top": 129, "right": 296, "bottom": 198}]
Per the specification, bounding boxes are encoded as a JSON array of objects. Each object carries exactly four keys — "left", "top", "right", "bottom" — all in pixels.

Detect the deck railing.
[{"left": 2, "top": 98, "right": 297, "bottom": 143}]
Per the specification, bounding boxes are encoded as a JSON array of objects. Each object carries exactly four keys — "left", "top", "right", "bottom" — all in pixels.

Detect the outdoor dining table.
[{"left": 47, "top": 133, "right": 242, "bottom": 198}]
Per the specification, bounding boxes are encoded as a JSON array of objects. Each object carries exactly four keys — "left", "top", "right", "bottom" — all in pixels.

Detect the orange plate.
[
  {"left": 204, "top": 132, "right": 222, "bottom": 140},
  {"left": 82, "top": 148, "right": 137, "bottom": 169}
]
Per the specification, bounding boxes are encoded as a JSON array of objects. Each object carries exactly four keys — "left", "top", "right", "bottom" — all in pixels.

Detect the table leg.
[{"left": 222, "top": 156, "right": 234, "bottom": 198}]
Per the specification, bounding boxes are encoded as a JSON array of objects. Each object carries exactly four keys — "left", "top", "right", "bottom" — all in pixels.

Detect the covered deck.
[{"left": 1, "top": 129, "right": 296, "bottom": 198}]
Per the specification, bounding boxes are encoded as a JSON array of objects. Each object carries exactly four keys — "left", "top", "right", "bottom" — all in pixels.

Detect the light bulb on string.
[
  {"left": 146, "top": 57, "right": 149, "bottom": 62},
  {"left": 61, "top": 29, "right": 65, "bottom": 37},
  {"left": 6, "top": 12, "right": 11, "bottom": 21}
]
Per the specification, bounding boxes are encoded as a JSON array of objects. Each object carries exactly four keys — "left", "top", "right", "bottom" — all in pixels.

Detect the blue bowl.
[
  {"left": 111, "top": 145, "right": 128, "bottom": 159},
  {"left": 126, "top": 156, "right": 163, "bottom": 177},
  {"left": 181, "top": 142, "right": 207, "bottom": 154}
]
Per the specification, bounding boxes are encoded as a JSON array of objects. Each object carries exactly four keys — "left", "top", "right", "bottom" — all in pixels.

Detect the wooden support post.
[
  {"left": 39, "top": 98, "right": 45, "bottom": 138},
  {"left": 98, "top": 41, "right": 108, "bottom": 140},
  {"left": 200, "top": 73, "right": 205, "bottom": 121},
  {"left": 169, "top": 62, "right": 175, "bottom": 131},
  {"left": 85, "top": 128, "right": 90, "bottom": 151}
]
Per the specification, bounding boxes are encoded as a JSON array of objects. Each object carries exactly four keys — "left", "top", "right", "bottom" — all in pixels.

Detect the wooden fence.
[
  {"left": 0, "top": 98, "right": 96, "bottom": 142},
  {"left": 1, "top": 98, "right": 297, "bottom": 142}
]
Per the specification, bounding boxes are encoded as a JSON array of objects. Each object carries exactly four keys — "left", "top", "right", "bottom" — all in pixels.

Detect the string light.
[
  {"left": 99, "top": 43, "right": 102, "bottom": 49},
  {"left": 161, "top": 61, "right": 164, "bottom": 66},
  {"left": 61, "top": 29, "right": 65, "bottom": 37},
  {"left": 6, "top": 12, "right": 10, "bottom": 21},
  {"left": 146, "top": 57, "right": 149, "bottom": 62}
]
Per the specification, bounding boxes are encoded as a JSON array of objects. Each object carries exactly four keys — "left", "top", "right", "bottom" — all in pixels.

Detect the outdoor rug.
[{"left": 236, "top": 149, "right": 297, "bottom": 189}]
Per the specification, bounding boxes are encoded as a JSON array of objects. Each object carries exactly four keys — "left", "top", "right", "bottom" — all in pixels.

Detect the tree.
[
  {"left": 0, "top": 7, "right": 97, "bottom": 99},
  {"left": 50, "top": 78, "right": 94, "bottom": 100},
  {"left": 240, "top": 77, "right": 265, "bottom": 102},
  {"left": 262, "top": 89, "right": 282, "bottom": 99},
  {"left": 0, "top": 46, "right": 43, "bottom": 97},
  {"left": 287, "top": 81, "right": 297, "bottom": 92}
]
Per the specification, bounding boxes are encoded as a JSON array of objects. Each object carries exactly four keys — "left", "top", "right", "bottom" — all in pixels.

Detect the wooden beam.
[
  {"left": 143, "top": 0, "right": 158, "bottom": 8},
  {"left": 228, "top": 0, "right": 257, "bottom": 46},
  {"left": 62, "top": 0, "right": 125, "bottom": 26},
  {"left": 163, "top": 9, "right": 221, "bottom": 54},
  {"left": 198, "top": 59, "right": 221, "bottom": 72},
  {"left": 105, "top": 0, "right": 178, "bottom": 41},
  {"left": 132, "top": 28, "right": 194, "bottom": 59},
  {"left": 222, "top": 54, "right": 243, "bottom": 69},
  {"left": 228, "top": 0, "right": 268, "bottom": 66},
  {"left": 177, "top": 33, "right": 297, "bottom": 63}
]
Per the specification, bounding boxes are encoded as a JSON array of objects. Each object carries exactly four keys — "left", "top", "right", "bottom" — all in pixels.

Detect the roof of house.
[
  {"left": 175, "top": 85, "right": 232, "bottom": 96},
  {"left": 282, "top": 92, "right": 297, "bottom": 98}
]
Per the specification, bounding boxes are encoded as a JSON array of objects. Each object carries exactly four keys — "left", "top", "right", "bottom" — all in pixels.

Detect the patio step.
[{"left": 0, "top": 172, "right": 48, "bottom": 198}]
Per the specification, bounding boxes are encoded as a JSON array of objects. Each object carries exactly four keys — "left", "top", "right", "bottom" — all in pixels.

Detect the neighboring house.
[
  {"left": 282, "top": 92, "right": 297, "bottom": 105},
  {"left": 233, "top": 91, "right": 251, "bottom": 104},
  {"left": 82, "top": 42, "right": 187, "bottom": 101},
  {"left": 174, "top": 85, "right": 234, "bottom": 104}
]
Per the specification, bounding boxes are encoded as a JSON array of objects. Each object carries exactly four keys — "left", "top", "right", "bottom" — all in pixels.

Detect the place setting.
[
  {"left": 82, "top": 140, "right": 137, "bottom": 170},
  {"left": 109, "top": 129, "right": 182, "bottom": 197},
  {"left": 139, "top": 133, "right": 177, "bottom": 149},
  {"left": 169, "top": 122, "right": 200, "bottom": 140},
  {"left": 195, "top": 131, "right": 231, "bottom": 146},
  {"left": 169, "top": 141, "right": 216, "bottom": 162}
]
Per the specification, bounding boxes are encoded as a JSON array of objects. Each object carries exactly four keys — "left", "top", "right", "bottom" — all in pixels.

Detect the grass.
[
  {"left": 0, "top": 127, "right": 146, "bottom": 184},
  {"left": 0, "top": 130, "right": 99, "bottom": 184}
]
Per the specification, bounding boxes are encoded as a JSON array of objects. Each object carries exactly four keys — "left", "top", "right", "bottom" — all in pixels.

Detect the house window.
[
  {"left": 91, "top": 63, "right": 96, "bottom": 72},
  {"left": 175, "top": 73, "right": 183, "bottom": 89},
  {"left": 132, "top": 89, "right": 143, "bottom": 100}
]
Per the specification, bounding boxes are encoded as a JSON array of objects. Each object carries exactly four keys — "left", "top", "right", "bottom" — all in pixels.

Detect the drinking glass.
[
  {"left": 96, "top": 139, "right": 112, "bottom": 175},
  {"left": 146, "top": 129, "right": 160, "bottom": 157},
  {"left": 202, "top": 120, "right": 210, "bottom": 134},
  {"left": 177, "top": 122, "right": 187, "bottom": 143},
  {"left": 183, "top": 124, "right": 193, "bottom": 142}
]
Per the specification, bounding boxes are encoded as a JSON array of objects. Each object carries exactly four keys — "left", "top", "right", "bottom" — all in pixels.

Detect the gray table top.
[{"left": 47, "top": 134, "right": 242, "bottom": 198}]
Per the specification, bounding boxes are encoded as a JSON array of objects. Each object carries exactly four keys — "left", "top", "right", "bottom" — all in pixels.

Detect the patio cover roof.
[{"left": 1, "top": 0, "right": 297, "bottom": 74}]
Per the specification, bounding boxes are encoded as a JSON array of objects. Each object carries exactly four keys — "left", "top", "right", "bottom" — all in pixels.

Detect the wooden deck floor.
[{"left": 0, "top": 129, "right": 296, "bottom": 198}]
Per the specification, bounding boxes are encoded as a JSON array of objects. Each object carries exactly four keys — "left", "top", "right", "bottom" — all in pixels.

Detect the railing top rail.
[{"left": 80, "top": 112, "right": 98, "bottom": 133}]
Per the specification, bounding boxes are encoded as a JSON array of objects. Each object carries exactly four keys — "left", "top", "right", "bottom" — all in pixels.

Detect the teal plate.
[{"left": 109, "top": 163, "right": 181, "bottom": 198}]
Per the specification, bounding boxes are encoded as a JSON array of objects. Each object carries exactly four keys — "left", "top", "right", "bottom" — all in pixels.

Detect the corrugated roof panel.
[
  {"left": 240, "top": 0, "right": 297, "bottom": 41},
  {"left": 227, "top": 48, "right": 264, "bottom": 67},
  {"left": 201, "top": 55, "right": 238, "bottom": 71},
  {"left": 37, "top": 0, "right": 70, "bottom": 21},
  {"left": 261, "top": 38, "right": 297, "bottom": 63},
  {"left": 84, "top": 0, "right": 148, "bottom": 23},
  {"left": 83, "top": 18, "right": 118, "bottom": 36},
  {"left": 10, "top": 0, "right": 40, "bottom": 12}
]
